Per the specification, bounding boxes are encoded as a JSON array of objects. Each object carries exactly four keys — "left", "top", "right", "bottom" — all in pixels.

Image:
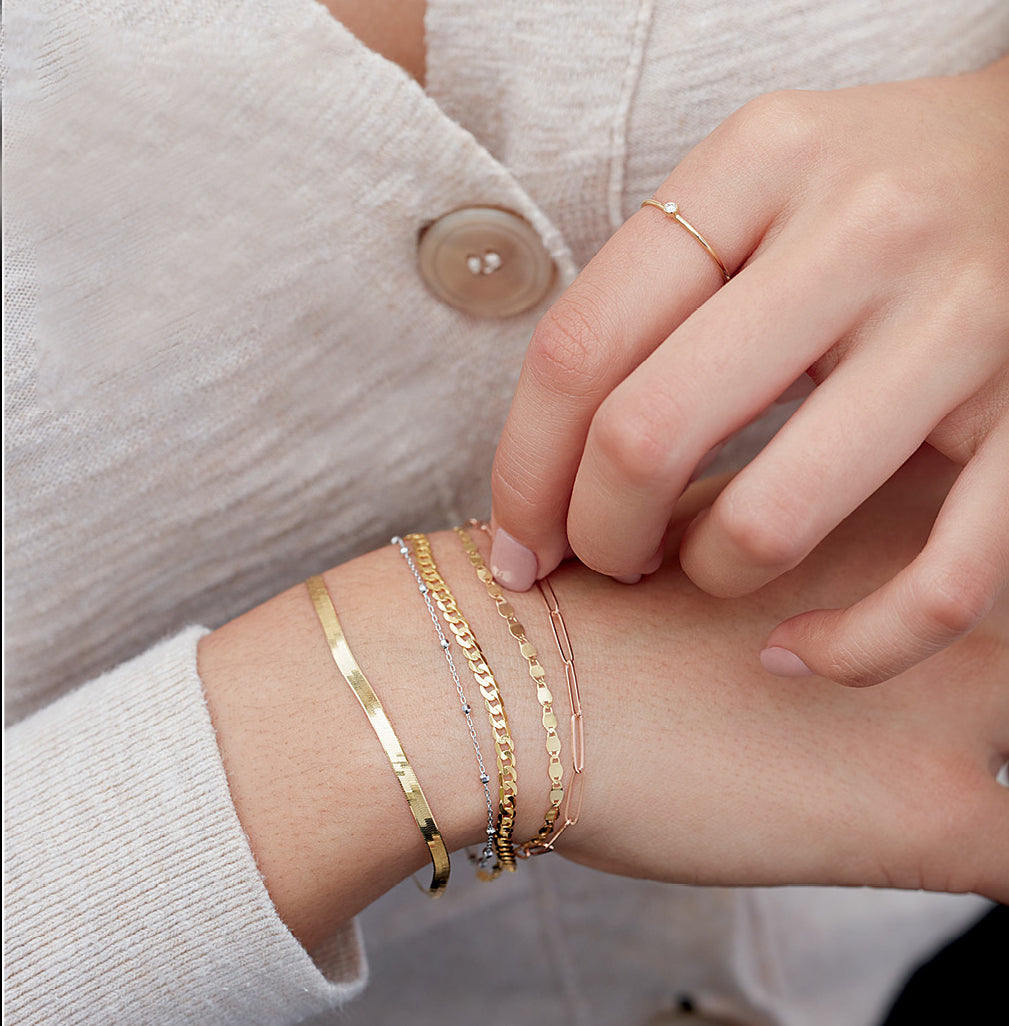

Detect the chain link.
[
  {"left": 469, "top": 521, "right": 585, "bottom": 856},
  {"left": 392, "top": 536, "right": 498, "bottom": 874},
  {"left": 455, "top": 524, "right": 564, "bottom": 852},
  {"left": 405, "top": 533, "right": 518, "bottom": 872}
]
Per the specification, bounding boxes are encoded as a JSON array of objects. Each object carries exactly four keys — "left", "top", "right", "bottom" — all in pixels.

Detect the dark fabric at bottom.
[{"left": 880, "top": 903, "right": 1007, "bottom": 1024}]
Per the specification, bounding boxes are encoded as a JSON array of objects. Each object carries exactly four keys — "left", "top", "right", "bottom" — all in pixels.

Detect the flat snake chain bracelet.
[
  {"left": 470, "top": 520, "right": 585, "bottom": 855},
  {"left": 455, "top": 524, "right": 564, "bottom": 852},
  {"left": 391, "top": 535, "right": 499, "bottom": 875},
  {"left": 404, "top": 533, "right": 519, "bottom": 872},
  {"left": 306, "top": 574, "right": 450, "bottom": 896}
]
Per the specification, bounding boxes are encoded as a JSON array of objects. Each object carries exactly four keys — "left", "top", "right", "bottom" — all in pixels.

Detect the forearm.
[
  {"left": 198, "top": 531, "right": 559, "bottom": 951},
  {"left": 199, "top": 455, "right": 1009, "bottom": 954},
  {"left": 198, "top": 478, "right": 729, "bottom": 950}
]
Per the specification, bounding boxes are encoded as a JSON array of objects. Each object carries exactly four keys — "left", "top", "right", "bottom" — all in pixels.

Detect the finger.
[
  {"left": 929, "top": 361, "right": 1009, "bottom": 466},
  {"left": 489, "top": 115, "right": 803, "bottom": 588},
  {"left": 563, "top": 217, "right": 872, "bottom": 576},
  {"left": 680, "top": 297, "right": 999, "bottom": 598},
  {"left": 762, "top": 415, "right": 1009, "bottom": 686},
  {"left": 489, "top": 208, "right": 753, "bottom": 589}
]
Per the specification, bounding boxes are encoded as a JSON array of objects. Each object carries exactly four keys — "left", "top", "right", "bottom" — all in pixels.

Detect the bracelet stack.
[{"left": 305, "top": 521, "right": 583, "bottom": 899}]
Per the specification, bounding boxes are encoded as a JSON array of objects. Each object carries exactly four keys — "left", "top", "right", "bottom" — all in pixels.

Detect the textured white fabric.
[
  {"left": 3, "top": 0, "right": 574, "bottom": 722},
  {"left": 4, "top": 0, "right": 1005, "bottom": 1022},
  {"left": 3, "top": 628, "right": 367, "bottom": 1024}
]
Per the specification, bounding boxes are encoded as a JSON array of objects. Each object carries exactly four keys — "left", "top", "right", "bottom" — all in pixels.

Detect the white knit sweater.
[{"left": 4, "top": 1, "right": 1007, "bottom": 1023}]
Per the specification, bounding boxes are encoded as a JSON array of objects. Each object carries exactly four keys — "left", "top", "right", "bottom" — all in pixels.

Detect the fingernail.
[
  {"left": 760, "top": 646, "right": 813, "bottom": 677},
  {"left": 613, "top": 573, "right": 642, "bottom": 585},
  {"left": 491, "top": 529, "right": 538, "bottom": 591}
]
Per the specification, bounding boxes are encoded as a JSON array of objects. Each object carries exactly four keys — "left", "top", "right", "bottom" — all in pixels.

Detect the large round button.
[{"left": 417, "top": 207, "right": 555, "bottom": 318}]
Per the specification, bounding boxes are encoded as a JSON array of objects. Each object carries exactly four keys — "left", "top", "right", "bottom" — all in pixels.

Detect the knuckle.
[
  {"left": 723, "top": 89, "right": 824, "bottom": 166},
  {"left": 955, "top": 257, "right": 1009, "bottom": 307},
  {"left": 934, "top": 369, "right": 1009, "bottom": 462},
  {"left": 944, "top": 260, "right": 1009, "bottom": 335},
  {"left": 589, "top": 391, "right": 681, "bottom": 487},
  {"left": 714, "top": 491, "right": 808, "bottom": 571},
  {"left": 526, "top": 295, "right": 610, "bottom": 402},
  {"left": 808, "top": 561, "right": 998, "bottom": 689},
  {"left": 828, "top": 171, "right": 936, "bottom": 271},
  {"left": 918, "top": 566, "right": 994, "bottom": 640}
]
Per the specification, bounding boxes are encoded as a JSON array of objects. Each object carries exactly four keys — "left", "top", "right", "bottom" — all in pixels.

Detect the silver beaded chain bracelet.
[{"left": 391, "top": 536, "right": 498, "bottom": 873}]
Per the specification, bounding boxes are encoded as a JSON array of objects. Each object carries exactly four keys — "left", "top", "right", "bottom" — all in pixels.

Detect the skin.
[
  {"left": 199, "top": 452, "right": 1009, "bottom": 955},
  {"left": 321, "top": 0, "right": 427, "bottom": 84},
  {"left": 490, "top": 54, "right": 1009, "bottom": 688}
]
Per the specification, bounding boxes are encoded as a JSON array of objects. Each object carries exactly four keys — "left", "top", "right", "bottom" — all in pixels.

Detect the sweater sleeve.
[{"left": 3, "top": 626, "right": 367, "bottom": 1025}]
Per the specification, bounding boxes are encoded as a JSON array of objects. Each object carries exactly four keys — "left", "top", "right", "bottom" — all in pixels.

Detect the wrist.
[{"left": 198, "top": 528, "right": 563, "bottom": 950}]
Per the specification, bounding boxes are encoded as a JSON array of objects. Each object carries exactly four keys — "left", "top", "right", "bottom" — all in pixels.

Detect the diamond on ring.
[{"left": 640, "top": 197, "right": 731, "bottom": 283}]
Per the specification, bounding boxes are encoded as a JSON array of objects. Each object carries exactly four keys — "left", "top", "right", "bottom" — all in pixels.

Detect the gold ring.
[{"left": 640, "top": 199, "right": 731, "bottom": 283}]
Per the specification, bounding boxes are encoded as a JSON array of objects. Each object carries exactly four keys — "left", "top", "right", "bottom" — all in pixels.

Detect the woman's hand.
[
  {"left": 553, "top": 451, "right": 1009, "bottom": 901},
  {"left": 490, "top": 56, "right": 1009, "bottom": 687}
]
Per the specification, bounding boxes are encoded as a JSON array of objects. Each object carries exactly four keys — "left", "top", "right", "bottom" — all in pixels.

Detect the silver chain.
[{"left": 391, "top": 536, "right": 497, "bottom": 869}]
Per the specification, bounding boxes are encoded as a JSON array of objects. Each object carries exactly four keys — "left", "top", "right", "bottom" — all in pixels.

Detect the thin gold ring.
[{"left": 640, "top": 199, "right": 731, "bottom": 283}]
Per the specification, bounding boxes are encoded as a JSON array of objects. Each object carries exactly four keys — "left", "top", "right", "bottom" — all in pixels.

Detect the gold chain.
[
  {"left": 306, "top": 574, "right": 450, "bottom": 895},
  {"left": 456, "top": 524, "right": 564, "bottom": 853},
  {"left": 405, "top": 533, "right": 518, "bottom": 872}
]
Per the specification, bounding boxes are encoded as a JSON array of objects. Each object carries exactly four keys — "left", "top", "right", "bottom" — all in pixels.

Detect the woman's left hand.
[{"left": 490, "top": 56, "right": 1009, "bottom": 687}]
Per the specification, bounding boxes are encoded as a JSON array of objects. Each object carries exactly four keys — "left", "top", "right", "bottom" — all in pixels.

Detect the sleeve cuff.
[{"left": 4, "top": 625, "right": 367, "bottom": 1024}]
